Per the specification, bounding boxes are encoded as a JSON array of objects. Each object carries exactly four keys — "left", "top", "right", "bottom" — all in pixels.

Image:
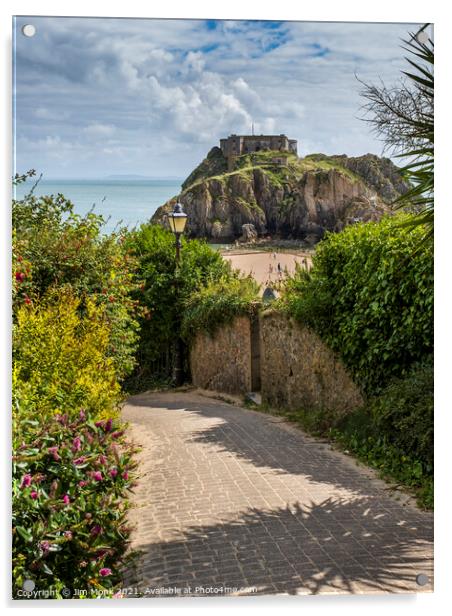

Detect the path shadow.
[
  {"left": 125, "top": 393, "right": 432, "bottom": 513},
  {"left": 124, "top": 496, "right": 433, "bottom": 596}
]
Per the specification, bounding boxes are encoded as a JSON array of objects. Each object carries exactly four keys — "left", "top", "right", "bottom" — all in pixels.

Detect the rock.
[
  {"left": 239, "top": 223, "right": 258, "bottom": 243},
  {"left": 152, "top": 150, "right": 409, "bottom": 243}
]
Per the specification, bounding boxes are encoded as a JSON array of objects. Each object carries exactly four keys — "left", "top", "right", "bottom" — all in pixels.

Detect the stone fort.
[{"left": 220, "top": 134, "right": 298, "bottom": 171}]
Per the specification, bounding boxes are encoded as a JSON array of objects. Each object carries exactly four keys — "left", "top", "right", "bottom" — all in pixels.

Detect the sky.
[{"left": 13, "top": 17, "right": 422, "bottom": 179}]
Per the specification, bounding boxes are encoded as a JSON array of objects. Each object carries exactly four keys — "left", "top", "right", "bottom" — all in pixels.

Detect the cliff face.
[{"left": 152, "top": 148, "right": 409, "bottom": 242}]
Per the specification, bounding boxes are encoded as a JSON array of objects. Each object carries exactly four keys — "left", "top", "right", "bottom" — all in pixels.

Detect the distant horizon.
[
  {"left": 17, "top": 146, "right": 400, "bottom": 184},
  {"left": 16, "top": 175, "right": 185, "bottom": 182}
]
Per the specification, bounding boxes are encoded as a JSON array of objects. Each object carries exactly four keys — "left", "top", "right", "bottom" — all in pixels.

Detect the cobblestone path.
[{"left": 122, "top": 391, "right": 433, "bottom": 597}]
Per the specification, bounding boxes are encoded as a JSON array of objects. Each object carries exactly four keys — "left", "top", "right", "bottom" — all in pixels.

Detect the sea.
[{"left": 13, "top": 178, "right": 183, "bottom": 235}]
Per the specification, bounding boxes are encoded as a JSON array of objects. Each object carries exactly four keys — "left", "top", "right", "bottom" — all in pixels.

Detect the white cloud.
[
  {"left": 14, "top": 17, "right": 424, "bottom": 178},
  {"left": 83, "top": 123, "right": 116, "bottom": 137}
]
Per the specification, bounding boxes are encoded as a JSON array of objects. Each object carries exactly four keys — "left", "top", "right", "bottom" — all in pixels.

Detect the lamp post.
[
  {"left": 167, "top": 202, "right": 188, "bottom": 386},
  {"left": 167, "top": 202, "right": 188, "bottom": 264}
]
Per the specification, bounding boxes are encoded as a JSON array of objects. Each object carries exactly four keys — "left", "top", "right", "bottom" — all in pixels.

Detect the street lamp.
[
  {"left": 167, "top": 202, "right": 188, "bottom": 263},
  {"left": 167, "top": 202, "right": 188, "bottom": 387}
]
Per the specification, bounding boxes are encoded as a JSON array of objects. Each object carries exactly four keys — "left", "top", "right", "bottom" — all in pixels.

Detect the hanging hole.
[
  {"left": 416, "top": 30, "right": 428, "bottom": 45},
  {"left": 22, "top": 24, "right": 36, "bottom": 38}
]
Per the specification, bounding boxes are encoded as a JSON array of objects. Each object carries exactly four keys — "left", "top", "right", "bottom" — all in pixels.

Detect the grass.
[
  {"left": 235, "top": 197, "right": 265, "bottom": 216},
  {"left": 181, "top": 150, "right": 363, "bottom": 197}
]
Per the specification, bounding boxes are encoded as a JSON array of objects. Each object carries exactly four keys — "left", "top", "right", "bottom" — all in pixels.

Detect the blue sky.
[{"left": 13, "top": 17, "right": 422, "bottom": 179}]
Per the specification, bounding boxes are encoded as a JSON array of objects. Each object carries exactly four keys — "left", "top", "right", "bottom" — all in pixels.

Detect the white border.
[{"left": 2, "top": 1, "right": 451, "bottom": 614}]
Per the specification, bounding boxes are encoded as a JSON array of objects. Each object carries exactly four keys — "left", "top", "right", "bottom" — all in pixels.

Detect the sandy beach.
[{"left": 222, "top": 251, "right": 312, "bottom": 289}]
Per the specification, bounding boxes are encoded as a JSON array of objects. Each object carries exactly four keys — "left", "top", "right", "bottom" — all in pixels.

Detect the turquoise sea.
[{"left": 13, "top": 178, "right": 183, "bottom": 235}]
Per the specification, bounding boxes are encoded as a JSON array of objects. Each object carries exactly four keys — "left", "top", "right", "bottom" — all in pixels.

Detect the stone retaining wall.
[
  {"left": 189, "top": 311, "right": 364, "bottom": 413},
  {"left": 189, "top": 316, "right": 252, "bottom": 395},
  {"left": 259, "top": 310, "right": 363, "bottom": 413}
]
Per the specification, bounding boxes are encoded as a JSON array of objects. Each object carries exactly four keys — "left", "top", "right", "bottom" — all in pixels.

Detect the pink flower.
[
  {"left": 98, "top": 455, "right": 107, "bottom": 466},
  {"left": 122, "top": 471, "right": 129, "bottom": 480},
  {"left": 72, "top": 437, "right": 82, "bottom": 453},
  {"left": 78, "top": 480, "right": 88, "bottom": 487},
  {"left": 48, "top": 446, "right": 60, "bottom": 461},
  {"left": 40, "top": 541, "right": 50, "bottom": 554},
  {"left": 62, "top": 494, "right": 70, "bottom": 505},
  {"left": 111, "top": 431, "right": 124, "bottom": 439},
  {"left": 105, "top": 419, "right": 113, "bottom": 432},
  {"left": 30, "top": 490, "right": 38, "bottom": 500},
  {"left": 73, "top": 456, "right": 86, "bottom": 465},
  {"left": 90, "top": 524, "right": 103, "bottom": 536},
  {"left": 79, "top": 409, "right": 86, "bottom": 421},
  {"left": 63, "top": 531, "right": 73, "bottom": 540},
  {"left": 95, "top": 420, "right": 104, "bottom": 429},
  {"left": 20, "top": 474, "right": 32, "bottom": 488},
  {"left": 92, "top": 471, "right": 103, "bottom": 482},
  {"left": 109, "top": 468, "right": 118, "bottom": 478},
  {"left": 99, "top": 568, "right": 112, "bottom": 577}
]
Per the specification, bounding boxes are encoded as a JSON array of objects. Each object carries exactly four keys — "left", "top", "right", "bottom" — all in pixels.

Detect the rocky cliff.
[{"left": 152, "top": 147, "right": 409, "bottom": 243}]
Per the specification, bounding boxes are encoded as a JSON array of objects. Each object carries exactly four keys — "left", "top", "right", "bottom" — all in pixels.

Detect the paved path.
[{"left": 122, "top": 391, "right": 433, "bottom": 597}]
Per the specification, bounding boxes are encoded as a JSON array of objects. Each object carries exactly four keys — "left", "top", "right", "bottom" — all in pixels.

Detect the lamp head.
[{"left": 168, "top": 202, "right": 188, "bottom": 235}]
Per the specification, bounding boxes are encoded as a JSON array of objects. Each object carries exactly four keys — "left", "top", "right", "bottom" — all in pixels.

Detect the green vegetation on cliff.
[
  {"left": 181, "top": 146, "right": 228, "bottom": 191},
  {"left": 152, "top": 146, "right": 409, "bottom": 243},
  {"left": 182, "top": 149, "right": 365, "bottom": 193}
]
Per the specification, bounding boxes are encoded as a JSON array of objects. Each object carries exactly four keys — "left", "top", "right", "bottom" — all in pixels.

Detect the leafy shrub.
[
  {"left": 124, "top": 224, "right": 230, "bottom": 389},
  {"left": 181, "top": 274, "right": 260, "bottom": 340},
  {"left": 281, "top": 215, "right": 433, "bottom": 393},
  {"left": 13, "top": 176, "right": 141, "bottom": 380},
  {"left": 12, "top": 411, "right": 137, "bottom": 598},
  {"left": 13, "top": 289, "right": 121, "bottom": 422},
  {"left": 367, "top": 355, "right": 433, "bottom": 471}
]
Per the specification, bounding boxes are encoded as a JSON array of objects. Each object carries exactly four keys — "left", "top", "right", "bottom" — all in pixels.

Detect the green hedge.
[
  {"left": 124, "top": 224, "right": 230, "bottom": 389},
  {"left": 12, "top": 175, "right": 139, "bottom": 596},
  {"left": 13, "top": 180, "right": 141, "bottom": 381},
  {"left": 181, "top": 274, "right": 260, "bottom": 341},
  {"left": 281, "top": 215, "right": 433, "bottom": 394},
  {"left": 332, "top": 356, "right": 434, "bottom": 508}
]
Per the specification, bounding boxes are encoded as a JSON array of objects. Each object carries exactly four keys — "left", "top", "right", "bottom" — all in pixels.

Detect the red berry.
[
  {"left": 15, "top": 272, "right": 25, "bottom": 282},
  {"left": 24, "top": 296, "right": 32, "bottom": 305},
  {"left": 108, "top": 296, "right": 114, "bottom": 302}
]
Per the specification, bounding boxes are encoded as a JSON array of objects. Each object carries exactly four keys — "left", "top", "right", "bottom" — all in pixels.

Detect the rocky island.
[{"left": 152, "top": 134, "right": 409, "bottom": 244}]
